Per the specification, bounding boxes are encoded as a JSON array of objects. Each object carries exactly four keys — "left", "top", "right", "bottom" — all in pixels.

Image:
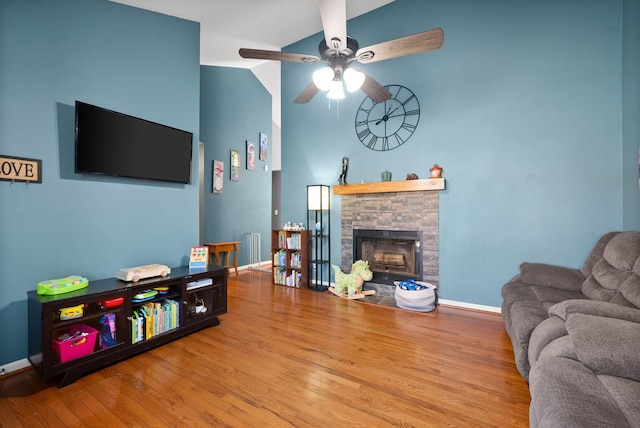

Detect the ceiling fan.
[{"left": 239, "top": 0, "right": 444, "bottom": 104}]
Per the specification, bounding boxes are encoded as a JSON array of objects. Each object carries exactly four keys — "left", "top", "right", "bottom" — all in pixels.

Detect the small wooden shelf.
[
  {"left": 333, "top": 178, "right": 445, "bottom": 195},
  {"left": 272, "top": 230, "right": 311, "bottom": 288}
]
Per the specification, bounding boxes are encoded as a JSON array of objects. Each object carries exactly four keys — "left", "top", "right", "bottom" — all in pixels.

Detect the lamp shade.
[
  {"left": 312, "top": 67, "right": 333, "bottom": 91},
  {"left": 307, "top": 185, "right": 330, "bottom": 210},
  {"left": 343, "top": 68, "right": 365, "bottom": 92},
  {"left": 327, "top": 80, "right": 345, "bottom": 100}
]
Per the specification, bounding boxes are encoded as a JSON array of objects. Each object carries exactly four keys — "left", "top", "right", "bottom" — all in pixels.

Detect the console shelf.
[{"left": 27, "top": 265, "right": 227, "bottom": 387}]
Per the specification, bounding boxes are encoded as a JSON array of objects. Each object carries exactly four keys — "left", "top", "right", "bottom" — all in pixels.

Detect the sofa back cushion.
[
  {"left": 581, "top": 231, "right": 640, "bottom": 309},
  {"left": 581, "top": 231, "right": 619, "bottom": 277}
]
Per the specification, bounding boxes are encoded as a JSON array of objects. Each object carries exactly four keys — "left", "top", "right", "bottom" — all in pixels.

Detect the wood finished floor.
[{"left": 0, "top": 270, "right": 530, "bottom": 427}]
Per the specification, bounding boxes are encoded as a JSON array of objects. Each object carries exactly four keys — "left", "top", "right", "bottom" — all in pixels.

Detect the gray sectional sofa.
[{"left": 501, "top": 231, "right": 640, "bottom": 427}]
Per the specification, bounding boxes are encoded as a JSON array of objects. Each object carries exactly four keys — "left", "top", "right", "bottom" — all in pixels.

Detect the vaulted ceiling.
[{"left": 111, "top": 0, "right": 394, "bottom": 68}]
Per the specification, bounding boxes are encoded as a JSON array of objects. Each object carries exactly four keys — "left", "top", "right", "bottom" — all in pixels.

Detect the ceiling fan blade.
[
  {"left": 356, "top": 27, "right": 444, "bottom": 64},
  {"left": 318, "top": 0, "right": 347, "bottom": 51},
  {"left": 294, "top": 82, "right": 321, "bottom": 104},
  {"left": 360, "top": 72, "right": 392, "bottom": 103},
  {"left": 239, "top": 48, "right": 320, "bottom": 64}
]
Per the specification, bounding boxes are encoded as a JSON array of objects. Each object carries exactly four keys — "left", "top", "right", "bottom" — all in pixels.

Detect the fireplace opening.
[{"left": 353, "top": 229, "right": 422, "bottom": 285}]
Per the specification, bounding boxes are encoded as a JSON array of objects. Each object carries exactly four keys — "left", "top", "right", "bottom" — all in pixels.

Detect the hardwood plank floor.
[{"left": 1, "top": 270, "right": 530, "bottom": 427}]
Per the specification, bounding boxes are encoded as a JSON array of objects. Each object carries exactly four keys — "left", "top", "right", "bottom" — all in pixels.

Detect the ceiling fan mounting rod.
[{"left": 328, "top": 55, "right": 348, "bottom": 75}]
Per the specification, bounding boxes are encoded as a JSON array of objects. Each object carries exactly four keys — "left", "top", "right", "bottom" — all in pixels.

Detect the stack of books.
[
  {"left": 273, "top": 267, "right": 287, "bottom": 285},
  {"left": 131, "top": 299, "right": 180, "bottom": 344},
  {"left": 273, "top": 250, "right": 287, "bottom": 267}
]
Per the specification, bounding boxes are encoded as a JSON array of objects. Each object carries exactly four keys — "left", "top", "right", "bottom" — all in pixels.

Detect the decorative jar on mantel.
[{"left": 430, "top": 164, "right": 443, "bottom": 178}]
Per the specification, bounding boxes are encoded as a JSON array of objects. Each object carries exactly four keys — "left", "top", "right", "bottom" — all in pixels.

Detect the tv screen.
[{"left": 75, "top": 101, "right": 193, "bottom": 184}]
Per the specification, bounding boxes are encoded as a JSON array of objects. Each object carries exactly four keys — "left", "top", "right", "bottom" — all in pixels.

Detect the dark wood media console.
[{"left": 27, "top": 265, "right": 227, "bottom": 387}]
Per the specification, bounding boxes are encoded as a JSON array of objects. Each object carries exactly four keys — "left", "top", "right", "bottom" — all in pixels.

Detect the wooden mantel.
[{"left": 333, "top": 178, "right": 445, "bottom": 195}]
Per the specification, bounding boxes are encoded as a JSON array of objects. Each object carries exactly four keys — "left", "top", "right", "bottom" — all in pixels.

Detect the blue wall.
[
  {"left": 281, "top": 0, "right": 640, "bottom": 307},
  {"left": 200, "top": 66, "right": 272, "bottom": 264},
  {"left": 0, "top": 0, "right": 200, "bottom": 365},
  {"left": 623, "top": 0, "right": 640, "bottom": 229}
]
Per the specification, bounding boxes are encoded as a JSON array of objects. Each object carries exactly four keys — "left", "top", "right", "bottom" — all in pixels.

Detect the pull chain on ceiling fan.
[{"left": 239, "top": 0, "right": 444, "bottom": 104}]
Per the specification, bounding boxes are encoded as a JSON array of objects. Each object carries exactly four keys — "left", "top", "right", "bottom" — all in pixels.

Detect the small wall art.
[
  {"left": 246, "top": 141, "right": 255, "bottom": 170},
  {"left": 213, "top": 160, "right": 224, "bottom": 193},
  {"left": 259, "top": 132, "right": 268, "bottom": 161},
  {"left": 0, "top": 154, "right": 42, "bottom": 183},
  {"left": 230, "top": 149, "right": 240, "bottom": 181}
]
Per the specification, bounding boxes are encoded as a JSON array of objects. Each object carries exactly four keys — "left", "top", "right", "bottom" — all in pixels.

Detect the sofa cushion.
[
  {"left": 566, "top": 313, "right": 640, "bottom": 382},
  {"left": 598, "top": 375, "right": 640, "bottom": 428},
  {"left": 581, "top": 232, "right": 640, "bottom": 308},
  {"left": 549, "top": 299, "right": 640, "bottom": 323},
  {"left": 517, "top": 262, "right": 584, "bottom": 291},
  {"left": 580, "top": 231, "right": 619, "bottom": 278},
  {"left": 502, "top": 282, "right": 585, "bottom": 310},
  {"left": 529, "top": 357, "right": 640, "bottom": 428}
]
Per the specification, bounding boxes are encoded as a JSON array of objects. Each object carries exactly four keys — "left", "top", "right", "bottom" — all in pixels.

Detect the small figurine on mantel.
[
  {"left": 406, "top": 173, "right": 419, "bottom": 180},
  {"left": 430, "top": 164, "right": 443, "bottom": 178},
  {"left": 338, "top": 157, "right": 349, "bottom": 185}
]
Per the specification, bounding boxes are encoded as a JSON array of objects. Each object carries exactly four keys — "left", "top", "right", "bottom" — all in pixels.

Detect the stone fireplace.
[{"left": 336, "top": 180, "right": 441, "bottom": 296}]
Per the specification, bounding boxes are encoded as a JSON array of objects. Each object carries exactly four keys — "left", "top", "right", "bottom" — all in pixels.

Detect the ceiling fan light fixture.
[
  {"left": 312, "top": 67, "right": 334, "bottom": 91},
  {"left": 343, "top": 68, "right": 365, "bottom": 92},
  {"left": 327, "top": 79, "right": 345, "bottom": 100}
]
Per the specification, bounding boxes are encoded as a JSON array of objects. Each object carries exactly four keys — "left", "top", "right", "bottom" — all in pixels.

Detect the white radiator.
[{"left": 247, "top": 232, "right": 270, "bottom": 272}]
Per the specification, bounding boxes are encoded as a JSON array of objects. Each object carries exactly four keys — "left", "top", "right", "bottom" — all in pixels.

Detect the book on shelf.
[
  {"left": 285, "top": 233, "right": 301, "bottom": 249},
  {"left": 131, "top": 299, "right": 180, "bottom": 344},
  {"left": 273, "top": 249, "right": 286, "bottom": 267},
  {"left": 278, "top": 230, "right": 287, "bottom": 248},
  {"left": 290, "top": 251, "right": 301, "bottom": 268},
  {"left": 273, "top": 267, "right": 287, "bottom": 285},
  {"left": 131, "top": 311, "right": 139, "bottom": 344},
  {"left": 285, "top": 271, "right": 301, "bottom": 287}
]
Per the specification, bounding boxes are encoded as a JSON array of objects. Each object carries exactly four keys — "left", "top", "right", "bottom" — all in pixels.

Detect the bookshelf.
[{"left": 271, "top": 229, "right": 311, "bottom": 288}]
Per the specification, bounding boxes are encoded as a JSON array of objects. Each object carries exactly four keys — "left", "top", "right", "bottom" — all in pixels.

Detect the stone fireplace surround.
[{"left": 337, "top": 182, "right": 440, "bottom": 297}]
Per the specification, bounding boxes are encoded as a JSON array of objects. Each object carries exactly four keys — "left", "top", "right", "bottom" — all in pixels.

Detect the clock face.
[{"left": 354, "top": 85, "right": 420, "bottom": 151}]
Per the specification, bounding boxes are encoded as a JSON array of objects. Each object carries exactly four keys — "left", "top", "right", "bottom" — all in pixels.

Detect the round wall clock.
[{"left": 354, "top": 85, "right": 420, "bottom": 151}]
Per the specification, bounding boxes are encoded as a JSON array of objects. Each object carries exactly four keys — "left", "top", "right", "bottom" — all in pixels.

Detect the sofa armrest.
[
  {"left": 516, "top": 262, "right": 584, "bottom": 291},
  {"left": 566, "top": 313, "right": 640, "bottom": 382},
  {"left": 549, "top": 299, "right": 640, "bottom": 323},
  {"left": 528, "top": 316, "right": 569, "bottom": 367}
]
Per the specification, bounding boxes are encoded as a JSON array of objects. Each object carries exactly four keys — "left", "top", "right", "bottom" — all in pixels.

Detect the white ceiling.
[{"left": 110, "top": 0, "right": 394, "bottom": 68}]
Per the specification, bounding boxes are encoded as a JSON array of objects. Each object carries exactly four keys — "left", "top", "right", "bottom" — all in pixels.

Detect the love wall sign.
[{"left": 0, "top": 155, "right": 42, "bottom": 183}]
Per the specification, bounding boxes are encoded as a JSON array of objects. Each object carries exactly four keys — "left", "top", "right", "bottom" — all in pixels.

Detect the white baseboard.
[
  {"left": 238, "top": 261, "right": 271, "bottom": 272},
  {"left": 439, "top": 299, "right": 501, "bottom": 314},
  {"left": 0, "top": 358, "right": 30, "bottom": 376}
]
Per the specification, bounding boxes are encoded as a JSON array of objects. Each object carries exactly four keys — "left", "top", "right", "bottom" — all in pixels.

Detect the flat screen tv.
[{"left": 75, "top": 101, "right": 193, "bottom": 184}]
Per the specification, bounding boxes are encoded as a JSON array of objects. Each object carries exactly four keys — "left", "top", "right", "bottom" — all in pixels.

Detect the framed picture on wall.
[
  {"left": 213, "top": 160, "right": 224, "bottom": 194},
  {"left": 230, "top": 149, "right": 240, "bottom": 181},
  {"left": 246, "top": 141, "right": 255, "bottom": 170},
  {"left": 259, "top": 132, "right": 268, "bottom": 161}
]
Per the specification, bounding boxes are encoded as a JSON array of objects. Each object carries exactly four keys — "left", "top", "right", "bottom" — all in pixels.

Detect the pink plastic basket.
[{"left": 53, "top": 324, "right": 98, "bottom": 364}]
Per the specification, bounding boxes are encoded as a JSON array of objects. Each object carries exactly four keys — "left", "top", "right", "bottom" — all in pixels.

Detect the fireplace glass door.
[{"left": 354, "top": 229, "right": 422, "bottom": 285}]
